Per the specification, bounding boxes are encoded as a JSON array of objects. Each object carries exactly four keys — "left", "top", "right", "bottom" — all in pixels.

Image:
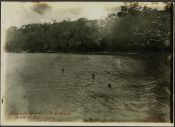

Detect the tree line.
[{"left": 5, "top": 2, "right": 172, "bottom": 53}]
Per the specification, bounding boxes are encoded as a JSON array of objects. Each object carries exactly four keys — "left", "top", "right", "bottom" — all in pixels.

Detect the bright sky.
[
  {"left": 1, "top": 2, "right": 166, "bottom": 29},
  {"left": 2, "top": 2, "right": 121, "bottom": 29}
]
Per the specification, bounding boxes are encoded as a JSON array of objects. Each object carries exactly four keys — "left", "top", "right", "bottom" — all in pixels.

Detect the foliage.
[{"left": 5, "top": 2, "right": 172, "bottom": 53}]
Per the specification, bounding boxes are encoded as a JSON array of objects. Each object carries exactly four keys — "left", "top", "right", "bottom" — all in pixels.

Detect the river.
[{"left": 4, "top": 53, "right": 171, "bottom": 122}]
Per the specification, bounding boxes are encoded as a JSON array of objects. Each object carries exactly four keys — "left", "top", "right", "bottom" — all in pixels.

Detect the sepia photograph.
[{"left": 1, "top": 1, "right": 174, "bottom": 126}]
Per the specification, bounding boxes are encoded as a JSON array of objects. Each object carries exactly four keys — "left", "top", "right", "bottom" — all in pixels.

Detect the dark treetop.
[{"left": 5, "top": 2, "right": 172, "bottom": 53}]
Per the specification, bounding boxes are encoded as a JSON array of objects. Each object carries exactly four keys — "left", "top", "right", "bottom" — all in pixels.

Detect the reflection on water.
[
  {"left": 140, "top": 52, "right": 171, "bottom": 122},
  {"left": 4, "top": 53, "right": 171, "bottom": 122}
]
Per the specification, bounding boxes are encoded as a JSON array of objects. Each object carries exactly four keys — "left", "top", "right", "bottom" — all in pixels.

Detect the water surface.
[{"left": 4, "top": 53, "right": 171, "bottom": 122}]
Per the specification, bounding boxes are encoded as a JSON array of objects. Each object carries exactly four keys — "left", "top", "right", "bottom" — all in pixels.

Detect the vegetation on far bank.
[{"left": 5, "top": 2, "right": 172, "bottom": 53}]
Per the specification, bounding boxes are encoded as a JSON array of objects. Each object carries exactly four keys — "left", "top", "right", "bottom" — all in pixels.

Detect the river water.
[{"left": 4, "top": 53, "right": 171, "bottom": 122}]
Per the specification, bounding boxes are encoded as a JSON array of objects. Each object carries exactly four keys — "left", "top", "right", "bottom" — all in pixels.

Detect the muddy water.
[{"left": 4, "top": 53, "right": 171, "bottom": 122}]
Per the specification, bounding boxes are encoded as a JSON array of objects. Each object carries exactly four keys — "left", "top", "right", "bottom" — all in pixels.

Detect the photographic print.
[{"left": 1, "top": 1, "right": 174, "bottom": 126}]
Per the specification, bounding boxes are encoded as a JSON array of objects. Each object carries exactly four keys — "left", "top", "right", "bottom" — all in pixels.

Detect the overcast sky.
[{"left": 2, "top": 2, "right": 166, "bottom": 28}]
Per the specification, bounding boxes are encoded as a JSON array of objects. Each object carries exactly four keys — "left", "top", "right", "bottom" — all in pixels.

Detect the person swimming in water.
[
  {"left": 108, "top": 83, "right": 112, "bottom": 88},
  {"left": 92, "top": 74, "right": 95, "bottom": 79},
  {"left": 62, "top": 68, "right": 64, "bottom": 73}
]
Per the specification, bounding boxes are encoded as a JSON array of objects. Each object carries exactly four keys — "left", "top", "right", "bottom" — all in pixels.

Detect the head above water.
[{"left": 108, "top": 83, "right": 111, "bottom": 88}]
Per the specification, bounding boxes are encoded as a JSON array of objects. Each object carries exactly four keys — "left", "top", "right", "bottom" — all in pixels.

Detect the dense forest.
[{"left": 5, "top": 2, "right": 172, "bottom": 53}]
